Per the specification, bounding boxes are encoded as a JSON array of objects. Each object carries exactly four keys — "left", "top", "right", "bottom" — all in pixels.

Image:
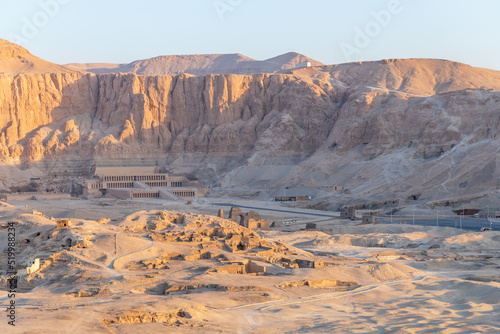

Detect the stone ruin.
[
  {"left": 278, "top": 279, "right": 358, "bottom": 290},
  {"left": 57, "top": 219, "right": 72, "bottom": 228},
  {"left": 271, "top": 221, "right": 281, "bottom": 228},
  {"left": 212, "top": 260, "right": 266, "bottom": 275},
  {"left": 227, "top": 207, "right": 270, "bottom": 230},
  {"left": 228, "top": 207, "right": 244, "bottom": 221}
]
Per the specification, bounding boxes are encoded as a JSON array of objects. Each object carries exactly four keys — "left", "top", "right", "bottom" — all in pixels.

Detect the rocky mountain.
[
  {"left": 1, "top": 39, "right": 500, "bottom": 206},
  {"left": 65, "top": 52, "right": 324, "bottom": 76}
]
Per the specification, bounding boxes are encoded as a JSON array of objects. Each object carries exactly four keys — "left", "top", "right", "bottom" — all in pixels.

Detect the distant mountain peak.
[{"left": 66, "top": 52, "right": 324, "bottom": 76}]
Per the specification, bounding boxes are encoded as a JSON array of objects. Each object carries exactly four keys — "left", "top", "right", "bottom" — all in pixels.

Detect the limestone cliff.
[
  {"left": 2, "top": 55, "right": 500, "bottom": 202},
  {"left": 0, "top": 71, "right": 339, "bottom": 161}
]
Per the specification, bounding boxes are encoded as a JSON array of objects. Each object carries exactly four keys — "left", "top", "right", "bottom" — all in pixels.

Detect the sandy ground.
[{"left": 0, "top": 198, "right": 499, "bottom": 333}]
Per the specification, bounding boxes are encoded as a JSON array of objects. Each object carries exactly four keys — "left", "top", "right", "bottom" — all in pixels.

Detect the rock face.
[
  {"left": 0, "top": 71, "right": 336, "bottom": 161},
  {"left": 66, "top": 52, "right": 324, "bottom": 76},
  {"left": 2, "top": 40, "right": 500, "bottom": 202}
]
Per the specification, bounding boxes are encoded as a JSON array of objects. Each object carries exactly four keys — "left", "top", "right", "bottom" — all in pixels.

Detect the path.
[{"left": 108, "top": 234, "right": 154, "bottom": 270}]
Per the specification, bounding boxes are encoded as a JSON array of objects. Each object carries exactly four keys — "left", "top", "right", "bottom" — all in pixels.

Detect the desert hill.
[
  {"left": 0, "top": 38, "right": 76, "bottom": 74},
  {"left": 2, "top": 40, "right": 500, "bottom": 206},
  {"left": 66, "top": 52, "right": 324, "bottom": 76},
  {"left": 322, "top": 58, "right": 500, "bottom": 96}
]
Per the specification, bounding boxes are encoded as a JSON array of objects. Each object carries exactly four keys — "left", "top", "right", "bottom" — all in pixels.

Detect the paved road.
[
  {"left": 213, "top": 203, "right": 496, "bottom": 232},
  {"left": 215, "top": 203, "right": 338, "bottom": 219},
  {"left": 378, "top": 217, "right": 497, "bottom": 232}
]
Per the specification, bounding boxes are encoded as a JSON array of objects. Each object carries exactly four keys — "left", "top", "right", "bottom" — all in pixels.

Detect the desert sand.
[{"left": 1, "top": 197, "right": 499, "bottom": 333}]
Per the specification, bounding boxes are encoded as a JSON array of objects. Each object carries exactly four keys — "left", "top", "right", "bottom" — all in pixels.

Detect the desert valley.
[{"left": 1, "top": 38, "right": 500, "bottom": 333}]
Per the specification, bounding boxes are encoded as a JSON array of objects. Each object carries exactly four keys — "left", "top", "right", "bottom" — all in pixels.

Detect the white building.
[
  {"left": 26, "top": 258, "right": 40, "bottom": 275},
  {"left": 296, "top": 62, "right": 312, "bottom": 69}
]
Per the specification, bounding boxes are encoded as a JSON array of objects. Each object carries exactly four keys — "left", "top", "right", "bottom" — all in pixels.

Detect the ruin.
[
  {"left": 228, "top": 207, "right": 244, "bottom": 222},
  {"left": 278, "top": 279, "right": 358, "bottom": 290},
  {"left": 57, "top": 219, "right": 72, "bottom": 228},
  {"left": 213, "top": 260, "right": 266, "bottom": 275},
  {"left": 362, "top": 215, "right": 376, "bottom": 224},
  {"left": 227, "top": 207, "right": 269, "bottom": 230},
  {"left": 276, "top": 257, "right": 326, "bottom": 269},
  {"left": 306, "top": 223, "right": 317, "bottom": 230}
]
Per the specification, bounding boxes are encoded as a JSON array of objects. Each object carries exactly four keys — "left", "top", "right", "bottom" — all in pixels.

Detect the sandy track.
[{"left": 108, "top": 234, "right": 154, "bottom": 270}]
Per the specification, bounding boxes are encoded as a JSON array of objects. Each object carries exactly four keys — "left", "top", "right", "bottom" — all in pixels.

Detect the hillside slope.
[
  {"left": 0, "top": 39, "right": 77, "bottom": 74},
  {"left": 324, "top": 58, "right": 500, "bottom": 96}
]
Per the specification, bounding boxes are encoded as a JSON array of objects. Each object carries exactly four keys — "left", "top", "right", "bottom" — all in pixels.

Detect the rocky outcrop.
[{"left": 0, "top": 71, "right": 338, "bottom": 162}]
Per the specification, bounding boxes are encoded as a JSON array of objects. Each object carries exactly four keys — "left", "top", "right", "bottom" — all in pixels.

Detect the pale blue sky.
[{"left": 0, "top": 0, "right": 499, "bottom": 69}]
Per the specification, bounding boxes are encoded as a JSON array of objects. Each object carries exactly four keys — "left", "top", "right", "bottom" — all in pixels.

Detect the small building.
[
  {"left": 26, "top": 258, "right": 40, "bottom": 275},
  {"left": 478, "top": 211, "right": 500, "bottom": 219},
  {"left": 362, "top": 215, "right": 376, "bottom": 224},
  {"left": 453, "top": 209, "right": 480, "bottom": 216},
  {"left": 227, "top": 207, "right": 269, "bottom": 230},
  {"left": 341, "top": 207, "right": 356, "bottom": 220},
  {"left": 296, "top": 62, "right": 312, "bottom": 69}
]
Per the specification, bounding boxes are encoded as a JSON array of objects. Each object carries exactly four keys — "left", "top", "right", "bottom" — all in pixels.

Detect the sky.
[{"left": 0, "top": 0, "right": 499, "bottom": 70}]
